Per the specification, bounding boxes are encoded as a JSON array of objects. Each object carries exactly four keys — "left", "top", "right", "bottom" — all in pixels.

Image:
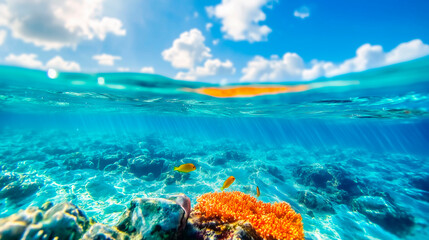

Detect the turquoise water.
[{"left": 1, "top": 57, "right": 429, "bottom": 239}]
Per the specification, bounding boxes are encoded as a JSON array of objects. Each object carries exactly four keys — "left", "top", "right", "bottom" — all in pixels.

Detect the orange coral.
[{"left": 194, "top": 191, "right": 304, "bottom": 240}]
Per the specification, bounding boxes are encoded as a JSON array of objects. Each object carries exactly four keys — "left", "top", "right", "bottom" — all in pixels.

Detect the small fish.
[
  {"left": 256, "top": 186, "right": 260, "bottom": 198},
  {"left": 221, "top": 176, "right": 235, "bottom": 191},
  {"left": 174, "top": 163, "right": 196, "bottom": 173}
]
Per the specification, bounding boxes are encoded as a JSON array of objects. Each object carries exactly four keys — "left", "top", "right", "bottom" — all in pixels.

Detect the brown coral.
[{"left": 194, "top": 191, "right": 304, "bottom": 240}]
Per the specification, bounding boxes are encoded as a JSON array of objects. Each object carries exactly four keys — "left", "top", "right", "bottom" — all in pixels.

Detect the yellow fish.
[
  {"left": 174, "top": 163, "right": 196, "bottom": 173},
  {"left": 256, "top": 186, "right": 260, "bottom": 198},
  {"left": 221, "top": 176, "right": 235, "bottom": 191}
]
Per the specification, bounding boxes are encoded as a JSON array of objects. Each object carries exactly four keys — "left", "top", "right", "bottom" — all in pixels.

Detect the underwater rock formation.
[
  {"left": 185, "top": 216, "right": 262, "bottom": 240},
  {"left": 0, "top": 194, "right": 190, "bottom": 240},
  {"left": 296, "top": 190, "right": 335, "bottom": 213},
  {"left": 0, "top": 202, "right": 90, "bottom": 240},
  {"left": 0, "top": 192, "right": 306, "bottom": 240},
  {"left": 351, "top": 196, "right": 414, "bottom": 237},
  {"left": 116, "top": 194, "right": 190, "bottom": 240},
  {"left": 0, "top": 172, "right": 42, "bottom": 204},
  {"left": 293, "top": 163, "right": 415, "bottom": 237},
  {"left": 82, "top": 223, "right": 129, "bottom": 240},
  {"left": 128, "top": 155, "right": 166, "bottom": 179}
]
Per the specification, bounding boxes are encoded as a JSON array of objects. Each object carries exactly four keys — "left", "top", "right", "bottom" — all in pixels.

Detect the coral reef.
[{"left": 193, "top": 191, "right": 304, "bottom": 240}]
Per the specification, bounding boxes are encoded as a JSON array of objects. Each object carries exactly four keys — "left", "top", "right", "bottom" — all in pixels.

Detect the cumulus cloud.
[
  {"left": 5, "top": 53, "right": 80, "bottom": 71},
  {"left": 294, "top": 6, "right": 310, "bottom": 19},
  {"left": 0, "top": 30, "right": 6, "bottom": 45},
  {"left": 176, "top": 59, "right": 235, "bottom": 81},
  {"left": 5, "top": 53, "right": 44, "bottom": 69},
  {"left": 206, "top": 0, "right": 271, "bottom": 42},
  {"left": 163, "top": 28, "right": 235, "bottom": 81},
  {"left": 93, "top": 54, "right": 122, "bottom": 66},
  {"left": 46, "top": 56, "right": 80, "bottom": 71},
  {"left": 0, "top": 0, "right": 126, "bottom": 50},
  {"left": 241, "top": 39, "right": 429, "bottom": 82},
  {"left": 140, "top": 67, "right": 155, "bottom": 73},
  {"left": 162, "top": 29, "right": 212, "bottom": 69},
  {"left": 206, "top": 23, "right": 213, "bottom": 31},
  {"left": 117, "top": 67, "right": 130, "bottom": 72}
]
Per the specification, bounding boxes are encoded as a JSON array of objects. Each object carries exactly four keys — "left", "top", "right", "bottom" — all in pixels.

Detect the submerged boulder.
[
  {"left": 82, "top": 223, "right": 129, "bottom": 240},
  {"left": 185, "top": 213, "right": 262, "bottom": 240},
  {"left": 351, "top": 196, "right": 414, "bottom": 237},
  {"left": 0, "top": 202, "right": 90, "bottom": 240},
  {"left": 22, "top": 202, "right": 91, "bottom": 240},
  {"left": 296, "top": 190, "right": 335, "bottom": 213},
  {"left": 128, "top": 155, "right": 166, "bottom": 179},
  {"left": 116, "top": 194, "right": 190, "bottom": 240},
  {"left": 0, "top": 207, "right": 43, "bottom": 240}
]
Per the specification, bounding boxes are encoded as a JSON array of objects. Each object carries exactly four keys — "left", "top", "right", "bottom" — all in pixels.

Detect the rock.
[
  {"left": 97, "top": 154, "right": 120, "bottom": 170},
  {"left": 0, "top": 207, "right": 43, "bottom": 240},
  {"left": 104, "top": 163, "right": 119, "bottom": 172},
  {"left": 351, "top": 196, "right": 414, "bottom": 237},
  {"left": 116, "top": 195, "right": 189, "bottom": 240},
  {"left": 42, "top": 146, "right": 75, "bottom": 156},
  {"left": 296, "top": 191, "right": 335, "bottom": 213},
  {"left": 0, "top": 175, "right": 41, "bottom": 203},
  {"left": 0, "top": 202, "right": 90, "bottom": 240},
  {"left": 0, "top": 172, "right": 20, "bottom": 189},
  {"left": 223, "top": 150, "right": 247, "bottom": 162},
  {"left": 22, "top": 202, "right": 90, "bottom": 240},
  {"left": 128, "top": 156, "right": 166, "bottom": 179},
  {"left": 82, "top": 223, "right": 129, "bottom": 240},
  {"left": 409, "top": 174, "right": 429, "bottom": 192},
  {"left": 167, "top": 194, "right": 191, "bottom": 232},
  {"left": 293, "top": 164, "right": 366, "bottom": 204},
  {"left": 163, "top": 171, "right": 191, "bottom": 185},
  {"left": 208, "top": 154, "right": 227, "bottom": 166},
  {"left": 64, "top": 152, "right": 94, "bottom": 170},
  {"left": 185, "top": 213, "right": 262, "bottom": 240},
  {"left": 262, "top": 165, "right": 285, "bottom": 181}
]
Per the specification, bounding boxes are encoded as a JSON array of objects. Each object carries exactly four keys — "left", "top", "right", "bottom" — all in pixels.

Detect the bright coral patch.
[
  {"left": 189, "top": 85, "right": 309, "bottom": 98},
  {"left": 194, "top": 191, "right": 304, "bottom": 240}
]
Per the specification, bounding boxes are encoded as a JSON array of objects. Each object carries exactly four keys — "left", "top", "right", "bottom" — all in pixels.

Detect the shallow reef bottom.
[
  {"left": 0, "top": 129, "right": 428, "bottom": 239},
  {"left": 0, "top": 192, "right": 304, "bottom": 240}
]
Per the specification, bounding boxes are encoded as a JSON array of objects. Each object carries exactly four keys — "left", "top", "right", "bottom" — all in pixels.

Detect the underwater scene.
[{"left": 1, "top": 56, "right": 429, "bottom": 240}]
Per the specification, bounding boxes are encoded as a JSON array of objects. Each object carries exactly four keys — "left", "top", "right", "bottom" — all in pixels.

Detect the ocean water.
[{"left": 1, "top": 57, "right": 429, "bottom": 240}]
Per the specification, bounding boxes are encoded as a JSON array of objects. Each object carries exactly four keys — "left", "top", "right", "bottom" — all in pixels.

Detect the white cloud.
[
  {"left": 0, "top": 30, "right": 6, "bottom": 45},
  {"left": 385, "top": 39, "right": 429, "bottom": 65},
  {"left": 46, "top": 56, "right": 80, "bottom": 71},
  {"left": 140, "top": 67, "right": 155, "bottom": 73},
  {"left": 206, "top": 0, "right": 271, "bottom": 42},
  {"left": 212, "top": 39, "right": 220, "bottom": 45},
  {"left": 294, "top": 6, "right": 310, "bottom": 19},
  {"left": 241, "top": 53, "right": 304, "bottom": 82},
  {"left": 241, "top": 39, "right": 429, "bottom": 82},
  {"left": 93, "top": 54, "right": 121, "bottom": 66},
  {"left": 117, "top": 67, "right": 130, "bottom": 72},
  {"left": 162, "top": 28, "right": 212, "bottom": 69},
  {"left": 5, "top": 53, "right": 44, "bottom": 69},
  {"left": 5, "top": 53, "right": 81, "bottom": 71},
  {"left": 163, "top": 28, "right": 235, "bottom": 81},
  {"left": 0, "top": 0, "right": 126, "bottom": 50},
  {"left": 176, "top": 58, "right": 235, "bottom": 81},
  {"left": 206, "top": 23, "right": 213, "bottom": 31}
]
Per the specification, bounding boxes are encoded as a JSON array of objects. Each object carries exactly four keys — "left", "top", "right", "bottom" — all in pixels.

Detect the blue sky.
[{"left": 0, "top": 0, "right": 428, "bottom": 83}]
